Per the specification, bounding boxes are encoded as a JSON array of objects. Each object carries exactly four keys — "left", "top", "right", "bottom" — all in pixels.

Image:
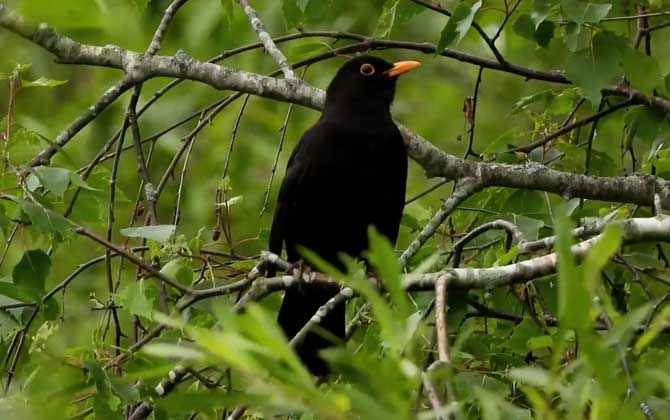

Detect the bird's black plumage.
[{"left": 270, "top": 55, "right": 417, "bottom": 375}]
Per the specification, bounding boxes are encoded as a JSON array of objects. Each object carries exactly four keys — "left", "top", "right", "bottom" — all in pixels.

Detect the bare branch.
[
  {"left": 435, "top": 275, "right": 450, "bottom": 363},
  {"left": 400, "top": 178, "right": 483, "bottom": 268},
  {"left": 237, "top": 0, "right": 297, "bottom": 79},
  {"left": 451, "top": 219, "right": 524, "bottom": 268}
]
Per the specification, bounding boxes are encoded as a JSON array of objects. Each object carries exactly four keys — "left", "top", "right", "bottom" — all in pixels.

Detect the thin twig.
[
  {"left": 259, "top": 64, "right": 305, "bottom": 218},
  {"left": 400, "top": 178, "right": 482, "bottom": 268},
  {"left": 509, "top": 98, "right": 635, "bottom": 154},
  {"left": 464, "top": 67, "right": 484, "bottom": 159},
  {"left": 410, "top": 0, "right": 508, "bottom": 65}
]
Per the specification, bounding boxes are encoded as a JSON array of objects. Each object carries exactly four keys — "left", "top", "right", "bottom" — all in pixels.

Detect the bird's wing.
[{"left": 268, "top": 136, "right": 306, "bottom": 257}]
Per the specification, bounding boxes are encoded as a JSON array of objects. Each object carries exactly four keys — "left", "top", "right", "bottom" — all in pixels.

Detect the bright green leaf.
[
  {"left": 20, "top": 200, "right": 73, "bottom": 242},
  {"left": 304, "top": 0, "right": 333, "bottom": 20},
  {"left": 32, "top": 167, "right": 71, "bottom": 195},
  {"left": 512, "top": 90, "right": 554, "bottom": 114},
  {"left": 160, "top": 259, "right": 193, "bottom": 285},
  {"left": 117, "top": 280, "right": 155, "bottom": 319},
  {"left": 143, "top": 343, "right": 204, "bottom": 360},
  {"left": 120, "top": 225, "right": 175, "bottom": 243},
  {"left": 623, "top": 48, "right": 662, "bottom": 96},
  {"left": 565, "top": 31, "right": 626, "bottom": 104},
  {"left": 583, "top": 224, "right": 621, "bottom": 293},
  {"left": 625, "top": 105, "right": 669, "bottom": 144},
  {"left": 375, "top": 0, "right": 399, "bottom": 37},
  {"left": 437, "top": 0, "right": 482, "bottom": 51},
  {"left": 508, "top": 366, "right": 551, "bottom": 387},
  {"left": 12, "top": 249, "right": 50, "bottom": 300},
  {"left": 561, "top": 0, "right": 611, "bottom": 24},
  {"left": 281, "top": 0, "right": 304, "bottom": 28},
  {"left": 513, "top": 15, "right": 555, "bottom": 47},
  {"left": 507, "top": 317, "right": 544, "bottom": 353},
  {"left": 556, "top": 209, "right": 590, "bottom": 331},
  {"left": 367, "top": 227, "right": 409, "bottom": 319},
  {"left": 21, "top": 77, "right": 67, "bottom": 88}
]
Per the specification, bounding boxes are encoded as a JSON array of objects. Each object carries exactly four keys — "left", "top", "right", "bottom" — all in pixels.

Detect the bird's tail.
[{"left": 277, "top": 284, "right": 345, "bottom": 376}]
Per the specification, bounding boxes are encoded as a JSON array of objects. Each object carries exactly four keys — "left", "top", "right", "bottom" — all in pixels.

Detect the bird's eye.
[{"left": 359, "top": 63, "right": 375, "bottom": 76}]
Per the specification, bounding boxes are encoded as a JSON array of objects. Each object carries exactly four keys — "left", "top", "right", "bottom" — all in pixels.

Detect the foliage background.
[{"left": 1, "top": 0, "right": 670, "bottom": 419}]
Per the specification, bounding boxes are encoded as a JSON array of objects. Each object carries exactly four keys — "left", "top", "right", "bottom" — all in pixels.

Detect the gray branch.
[
  {"left": 237, "top": 0, "right": 297, "bottom": 79},
  {"left": 406, "top": 215, "right": 670, "bottom": 290}
]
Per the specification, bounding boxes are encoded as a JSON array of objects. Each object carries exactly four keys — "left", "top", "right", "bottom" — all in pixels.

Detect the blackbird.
[{"left": 270, "top": 55, "right": 420, "bottom": 375}]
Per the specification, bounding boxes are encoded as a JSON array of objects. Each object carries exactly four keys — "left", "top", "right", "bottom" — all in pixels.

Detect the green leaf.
[
  {"left": 508, "top": 366, "right": 551, "bottom": 387},
  {"left": 535, "top": 21, "right": 556, "bottom": 47},
  {"left": 482, "top": 129, "right": 520, "bottom": 156},
  {"left": 565, "top": 31, "right": 626, "bottom": 104},
  {"left": 375, "top": 0, "right": 422, "bottom": 37},
  {"left": 0, "top": 279, "right": 27, "bottom": 302},
  {"left": 531, "top": 0, "right": 555, "bottom": 27},
  {"left": 43, "top": 296, "right": 60, "bottom": 320},
  {"left": 564, "top": 21, "right": 581, "bottom": 51},
  {"left": 513, "top": 15, "right": 555, "bottom": 47},
  {"left": 510, "top": 214, "right": 544, "bottom": 240},
  {"left": 665, "top": 74, "right": 670, "bottom": 96},
  {"left": 367, "top": 227, "right": 409, "bottom": 319},
  {"left": 375, "top": 0, "right": 399, "bottom": 37},
  {"left": 304, "top": 0, "right": 333, "bottom": 20},
  {"left": 624, "top": 105, "right": 669, "bottom": 145},
  {"left": 511, "top": 90, "right": 554, "bottom": 114},
  {"left": 93, "top": 394, "right": 117, "bottom": 420},
  {"left": 474, "top": 387, "right": 533, "bottom": 420},
  {"left": 561, "top": 0, "right": 611, "bottom": 24},
  {"left": 117, "top": 280, "right": 155, "bottom": 319},
  {"left": 12, "top": 250, "right": 50, "bottom": 300},
  {"left": 86, "top": 361, "right": 120, "bottom": 419},
  {"left": 143, "top": 343, "right": 204, "bottom": 360},
  {"left": 290, "top": 41, "right": 329, "bottom": 58},
  {"left": 68, "top": 172, "right": 98, "bottom": 191},
  {"left": 120, "top": 225, "right": 175, "bottom": 243},
  {"left": 21, "top": 77, "right": 67, "bottom": 88},
  {"left": 583, "top": 224, "right": 621, "bottom": 294},
  {"left": 623, "top": 49, "right": 662, "bottom": 96},
  {"left": 0, "top": 309, "right": 20, "bottom": 337},
  {"left": 31, "top": 167, "right": 71, "bottom": 195},
  {"left": 281, "top": 0, "right": 304, "bottom": 28},
  {"left": 20, "top": 200, "right": 73, "bottom": 243},
  {"left": 556, "top": 208, "right": 589, "bottom": 331},
  {"left": 160, "top": 259, "right": 193, "bottom": 285},
  {"left": 437, "top": 0, "right": 482, "bottom": 51},
  {"left": 507, "top": 317, "right": 544, "bottom": 354},
  {"left": 635, "top": 306, "right": 670, "bottom": 354},
  {"left": 109, "top": 378, "right": 140, "bottom": 403}
]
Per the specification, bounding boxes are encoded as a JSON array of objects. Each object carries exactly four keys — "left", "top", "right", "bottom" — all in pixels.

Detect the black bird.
[{"left": 270, "top": 55, "right": 420, "bottom": 375}]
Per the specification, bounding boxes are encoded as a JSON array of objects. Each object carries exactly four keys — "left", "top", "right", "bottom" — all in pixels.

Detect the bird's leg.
[{"left": 288, "top": 259, "right": 312, "bottom": 291}]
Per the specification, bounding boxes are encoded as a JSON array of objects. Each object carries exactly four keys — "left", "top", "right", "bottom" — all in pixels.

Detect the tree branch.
[{"left": 237, "top": 0, "right": 297, "bottom": 79}]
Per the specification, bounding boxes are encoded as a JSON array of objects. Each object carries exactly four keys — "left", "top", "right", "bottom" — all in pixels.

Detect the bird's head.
[{"left": 324, "top": 55, "right": 420, "bottom": 116}]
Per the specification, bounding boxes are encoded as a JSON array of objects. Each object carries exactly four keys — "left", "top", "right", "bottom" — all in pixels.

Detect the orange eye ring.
[{"left": 360, "top": 63, "right": 375, "bottom": 76}]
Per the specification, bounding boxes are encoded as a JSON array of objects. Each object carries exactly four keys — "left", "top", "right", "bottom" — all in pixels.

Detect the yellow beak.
[{"left": 383, "top": 61, "right": 421, "bottom": 78}]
